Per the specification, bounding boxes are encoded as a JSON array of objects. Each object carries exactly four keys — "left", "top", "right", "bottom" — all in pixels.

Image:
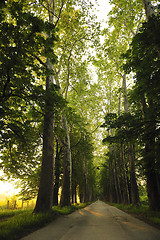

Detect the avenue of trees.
[{"left": 0, "top": 0, "right": 160, "bottom": 212}]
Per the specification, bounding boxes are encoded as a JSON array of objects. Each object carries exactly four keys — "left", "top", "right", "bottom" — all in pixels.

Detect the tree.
[
  {"left": 0, "top": 0, "right": 65, "bottom": 212},
  {"left": 0, "top": 0, "right": 50, "bottom": 195},
  {"left": 34, "top": 0, "right": 65, "bottom": 212},
  {"left": 123, "top": 15, "right": 160, "bottom": 209}
]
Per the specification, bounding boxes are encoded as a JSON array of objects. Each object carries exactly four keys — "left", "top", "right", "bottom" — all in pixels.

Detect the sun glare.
[
  {"left": 0, "top": 181, "right": 21, "bottom": 196},
  {"left": 0, "top": 171, "right": 20, "bottom": 196}
]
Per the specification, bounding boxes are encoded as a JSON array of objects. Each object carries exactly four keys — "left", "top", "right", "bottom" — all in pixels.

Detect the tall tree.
[
  {"left": 0, "top": 1, "right": 61, "bottom": 205},
  {"left": 34, "top": 0, "right": 62, "bottom": 212},
  {"left": 123, "top": 12, "right": 160, "bottom": 209}
]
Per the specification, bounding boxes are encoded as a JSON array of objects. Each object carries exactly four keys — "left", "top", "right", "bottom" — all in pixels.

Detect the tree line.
[
  {"left": 99, "top": 0, "right": 160, "bottom": 210},
  {"left": 0, "top": 0, "right": 100, "bottom": 212},
  {"left": 1, "top": 0, "right": 160, "bottom": 213}
]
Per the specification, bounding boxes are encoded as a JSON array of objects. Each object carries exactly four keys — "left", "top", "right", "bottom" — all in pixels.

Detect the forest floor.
[{"left": 108, "top": 203, "right": 160, "bottom": 230}]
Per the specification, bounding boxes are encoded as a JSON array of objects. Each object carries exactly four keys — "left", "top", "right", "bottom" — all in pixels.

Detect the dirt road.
[{"left": 21, "top": 200, "right": 160, "bottom": 240}]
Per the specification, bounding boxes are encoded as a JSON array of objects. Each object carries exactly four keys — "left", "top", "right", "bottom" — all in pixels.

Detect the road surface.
[{"left": 21, "top": 200, "right": 160, "bottom": 240}]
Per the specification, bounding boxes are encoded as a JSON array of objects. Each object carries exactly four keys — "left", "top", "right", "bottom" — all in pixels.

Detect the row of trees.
[
  {"left": 1, "top": 0, "right": 160, "bottom": 212},
  {"left": 99, "top": 0, "right": 160, "bottom": 210},
  {"left": 0, "top": 0, "right": 100, "bottom": 212}
]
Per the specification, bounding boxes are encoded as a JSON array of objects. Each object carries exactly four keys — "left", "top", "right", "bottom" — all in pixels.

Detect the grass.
[
  {"left": 0, "top": 203, "right": 89, "bottom": 240},
  {"left": 52, "top": 202, "right": 89, "bottom": 215},
  {"left": 108, "top": 202, "right": 160, "bottom": 227}
]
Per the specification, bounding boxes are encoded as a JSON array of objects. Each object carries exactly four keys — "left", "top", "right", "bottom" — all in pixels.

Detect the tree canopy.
[{"left": 1, "top": 0, "right": 160, "bottom": 212}]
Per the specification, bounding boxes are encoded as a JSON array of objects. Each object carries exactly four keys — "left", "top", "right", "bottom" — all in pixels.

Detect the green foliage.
[
  {"left": 0, "top": 0, "right": 66, "bottom": 200},
  {"left": 123, "top": 15, "right": 160, "bottom": 158},
  {"left": 123, "top": 16, "right": 160, "bottom": 97},
  {"left": 108, "top": 0, "right": 144, "bottom": 36},
  {"left": 102, "top": 15, "right": 160, "bottom": 164},
  {"left": 102, "top": 112, "right": 143, "bottom": 144}
]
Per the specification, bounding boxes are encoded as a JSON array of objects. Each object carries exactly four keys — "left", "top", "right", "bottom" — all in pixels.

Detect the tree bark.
[
  {"left": 122, "top": 74, "right": 128, "bottom": 112},
  {"left": 34, "top": 0, "right": 55, "bottom": 213},
  {"left": 83, "top": 155, "right": 89, "bottom": 203},
  {"left": 71, "top": 185, "right": 77, "bottom": 204},
  {"left": 53, "top": 141, "right": 62, "bottom": 205},
  {"left": 54, "top": 44, "right": 72, "bottom": 207},
  {"left": 142, "top": 0, "right": 155, "bottom": 20},
  {"left": 113, "top": 146, "right": 122, "bottom": 203},
  {"left": 60, "top": 112, "right": 72, "bottom": 206},
  {"left": 120, "top": 144, "right": 129, "bottom": 204},
  {"left": 129, "top": 144, "right": 140, "bottom": 205},
  {"left": 122, "top": 73, "right": 139, "bottom": 205},
  {"left": 34, "top": 91, "right": 54, "bottom": 212}
]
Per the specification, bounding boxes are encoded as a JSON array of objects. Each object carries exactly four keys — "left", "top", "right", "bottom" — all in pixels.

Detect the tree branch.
[
  {"left": 31, "top": 53, "right": 47, "bottom": 68},
  {"left": 54, "top": 0, "right": 64, "bottom": 28},
  {"left": 41, "top": 0, "right": 64, "bottom": 28},
  {"left": 41, "top": 2, "right": 59, "bottom": 19},
  {"left": 123, "top": 16, "right": 136, "bottom": 36}
]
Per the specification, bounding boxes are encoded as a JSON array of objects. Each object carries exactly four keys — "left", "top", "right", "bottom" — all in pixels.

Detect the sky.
[
  {"left": 0, "top": 0, "right": 112, "bottom": 198},
  {"left": 0, "top": 171, "right": 20, "bottom": 196},
  {"left": 95, "top": 0, "right": 112, "bottom": 22}
]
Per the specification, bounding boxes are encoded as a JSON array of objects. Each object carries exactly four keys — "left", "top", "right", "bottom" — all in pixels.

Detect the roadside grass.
[
  {"left": 108, "top": 202, "right": 160, "bottom": 227},
  {"left": 52, "top": 202, "right": 89, "bottom": 215},
  {"left": 0, "top": 203, "right": 89, "bottom": 240}
]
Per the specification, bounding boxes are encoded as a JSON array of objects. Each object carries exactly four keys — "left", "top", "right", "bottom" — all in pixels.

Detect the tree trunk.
[
  {"left": 144, "top": 123, "right": 160, "bottom": 210},
  {"left": 108, "top": 147, "right": 115, "bottom": 202},
  {"left": 113, "top": 146, "right": 122, "bottom": 203},
  {"left": 122, "top": 73, "right": 139, "bottom": 205},
  {"left": 120, "top": 74, "right": 129, "bottom": 204},
  {"left": 34, "top": 98, "right": 54, "bottom": 212},
  {"left": 145, "top": 141, "right": 160, "bottom": 210},
  {"left": 72, "top": 185, "right": 77, "bottom": 204},
  {"left": 142, "top": 0, "right": 155, "bottom": 20},
  {"left": 60, "top": 112, "right": 72, "bottom": 206},
  {"left": 120, "top": 144, "right": 129, "bottom": 204},
  {"left": 54, "top": 43, "right": 72, "bottom": 207},
  {"left": 122, "top": 74, "right": 128, "bottom": 112},
  {"left": 110, "top": 150, "right": 117, "bottom": 202},
  {"left": 129, "top": 144, "right": 140, "bottom": 205},
  {"left": 80, "top": 193, "right": 83, "bottom": 203},
  {"left": 83, "top": 155, "right": 89, "bottom": 203},
  {"left": 34, "top": 1, "right": 55, "bottom": 213},
  {"left": 53, "top": 141, "right": 62, "bottom": 206},
  {"left": 140, "top": 96, "right": 160, "bottom": 210}
]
